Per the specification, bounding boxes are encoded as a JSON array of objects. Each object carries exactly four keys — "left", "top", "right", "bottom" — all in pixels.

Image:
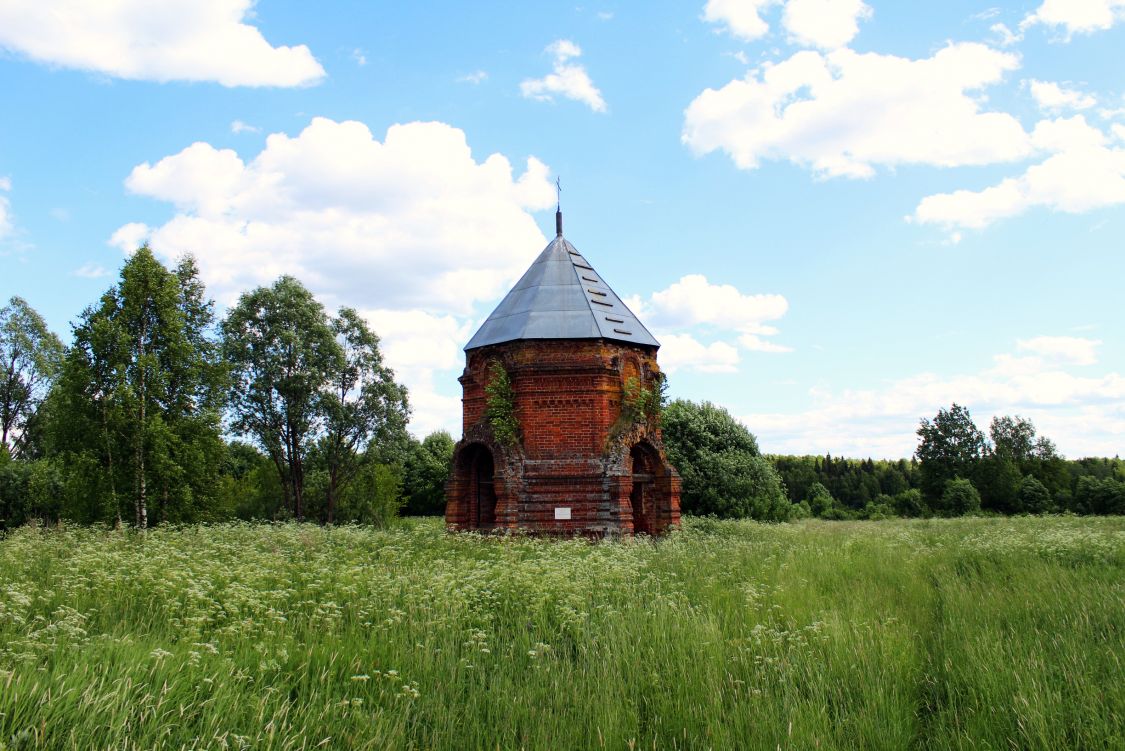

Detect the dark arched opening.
[
  {"left": 629, "top": 443, "right": 659, "bottom": 536},
  {"left": 460, "top": 443, "right": 497, "bottom": 529}
]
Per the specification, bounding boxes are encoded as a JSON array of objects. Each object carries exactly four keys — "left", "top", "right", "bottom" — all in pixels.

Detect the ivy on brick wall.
[
  {"left": 609, "top": 373, "right": 667, "bottom": 444},
  {"left": 485, "top": 360, "right": 520, "bottom": 447}
]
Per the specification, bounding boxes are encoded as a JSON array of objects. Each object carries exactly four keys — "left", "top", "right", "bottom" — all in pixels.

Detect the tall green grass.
[{"left": 1, "top": 516, "right": 1122, "bottom": 750}]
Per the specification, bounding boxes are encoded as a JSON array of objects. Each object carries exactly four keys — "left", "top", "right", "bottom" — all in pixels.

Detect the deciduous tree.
[
  {"left": 223, "top": 276, "right": 338, "bottom": 520},
  {"left": 0, "top": 297, "right": 63, "bottom": 456},
  {"left": 320, "top": 307, "right": 409, "bottom": 523},
  {"left": 915, "top": 404, "right": 986, "bottom": 501}
]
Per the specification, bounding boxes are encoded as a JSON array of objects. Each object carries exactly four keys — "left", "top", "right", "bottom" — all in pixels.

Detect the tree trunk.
[
  {"left": 327, "top": 468, "right": 337, "bottom": 525},
  {"left": 101, "top": 400, "right": 121, "bottom": 528},
  {"left": 293, "top": 453, "right": 304, "bottom": 521},
  {"left": 135, "top": 317, "right": 147, "bottom": 530}
]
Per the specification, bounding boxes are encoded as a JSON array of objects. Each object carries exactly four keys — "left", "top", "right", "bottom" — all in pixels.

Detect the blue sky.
[{"left": 1, "top": 0, "right": 1123, "bottom": 458}]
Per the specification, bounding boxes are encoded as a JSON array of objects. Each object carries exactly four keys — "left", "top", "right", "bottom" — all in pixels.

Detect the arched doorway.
[
  {"left": 461, "top": 444, "right": 497, "bottom": 529},
  {"left": 630, "top": 443, "right": 658, "bottom": 535}
]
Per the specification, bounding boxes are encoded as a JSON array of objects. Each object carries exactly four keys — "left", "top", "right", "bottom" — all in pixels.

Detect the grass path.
[{"left": 1, "top": 516, "right": 1122, "bottom": 750}]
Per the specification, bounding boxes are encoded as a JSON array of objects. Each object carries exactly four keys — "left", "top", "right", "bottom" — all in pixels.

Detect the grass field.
[{"left": 1, "top": 516, "right": 1122, "bottom": 750}]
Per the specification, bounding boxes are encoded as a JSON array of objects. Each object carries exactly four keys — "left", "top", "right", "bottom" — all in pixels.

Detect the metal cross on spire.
[{"left": 555, "top": 177, "right": 563, "bottom": 236}]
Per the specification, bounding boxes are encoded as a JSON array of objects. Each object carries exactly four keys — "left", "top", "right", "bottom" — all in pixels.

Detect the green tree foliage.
[
  {"left": 0, "top": 452, "right": 65, "bottom": 528},
  {"left": 805, "top": 482, "right": 836, "bottom": 518},
  {"left": 223, "top": 276, "right": 339, "bottom": 521},
  {"left": 49, "top": 248, "right": 225, "bottom": 526},
  {"left": 939, "top": 477, "right": 982, "bottom": 516},
  {"left": 662, "top": 399, "right": 790, "bottom": 521},
  {"left": 484, "top": 360, "right": 519, "bottom": 447},
  {"left": 223, "top": 281, "right": 409, "bottom": 524},
  {"left": 915, "top": 404, "right": 986, "bottom": 502},
  {"left": 214, "top": 441, "right": 286, "bottom": 520},
  {"left": 0, "top": 297, "right": 64, "bottom": 456},
  {"left": 320, "top": 308, "right": 410, "bottom": 523},
  {"left": 402, "top": 431, "right": 455, "bottom": 516},
  {"left": 1017, "top": 475, "right": 1052, "bottom": 515},
  {"left": 1073, "top": 476, "right": 1125, "bottom": 515},
  {"left": 771, "top": 455, "right": 919, "bottom": 515},
  {"left": 974, "top": 453, "right": 1023, "bottom": 513}
]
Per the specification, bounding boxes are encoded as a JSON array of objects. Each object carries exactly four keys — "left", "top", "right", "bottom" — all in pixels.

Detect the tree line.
[
  {"left": 655, "top": 399, "right": 1122, "bottom": 522},
  {"left": 0, "top": 247, "right": 453, "bottom": 529},
  {"left": 2, "top": 249, "right": 1122, "bottom": 528}
]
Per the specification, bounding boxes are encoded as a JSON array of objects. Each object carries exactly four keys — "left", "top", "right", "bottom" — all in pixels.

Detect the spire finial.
[{"left": 555, "top": 177, "right": 563, "bottom": 236}]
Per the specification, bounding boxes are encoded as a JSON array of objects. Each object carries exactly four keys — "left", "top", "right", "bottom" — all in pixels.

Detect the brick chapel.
[{"left": 445, "top": 210, "right": 681, "bottom": 536}]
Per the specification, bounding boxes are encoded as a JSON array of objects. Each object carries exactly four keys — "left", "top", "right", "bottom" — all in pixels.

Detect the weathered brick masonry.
[{"left": 446, "top": 216, "right": 681, "bottom": 536}]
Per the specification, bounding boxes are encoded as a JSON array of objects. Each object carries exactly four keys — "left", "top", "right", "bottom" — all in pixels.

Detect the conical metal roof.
[{"left": 464, "top": 229, "right": 660, "bottom": 351}]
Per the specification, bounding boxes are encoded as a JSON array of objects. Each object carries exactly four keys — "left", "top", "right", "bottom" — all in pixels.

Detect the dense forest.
[{"left": 2, "top": 248, "right": 1122, "bottom": 529}]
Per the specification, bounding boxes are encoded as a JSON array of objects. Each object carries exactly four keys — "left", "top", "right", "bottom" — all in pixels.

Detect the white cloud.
[
  {"left": 230, "top": 120, "right": 261, "bottom": 134},
  {"left": 1017, "top": 335, "right": 1102, "bottom": 366},
  {"left": 743, "top": 340, "right": 1125, "bottom": 457},
  {"left": 782, "top": 0, "right": 872, "bottom": 50},
  {"left": 73, "top": 263, "right": 111, "bottom": 279},
  {"left": 740, "top": 333, "right": 793, "bottom": 352},
  {"left": 113, "top": 117, "right": 555, "bottom": 437},
  {"left": 629, "top": 274, "right": 790, "bottom": 367},
  {"left": 109, "top": 222, "right": 151, "bottom": 253},
  {"left": 913, "top": 116, "right": 1125, "bottom": 231},
  {"left": 351, "top": 48, "right": 367, "bottom": 67},
  {"left": 1021, "top": 0, "right": 1125, "bottom": 36},
  {"left": 457, "top": 70, "right": 488, "bottom": 85},
  {"left": 684, "top": 43, "right": 1029, "bottom": 178},
  {"left": 520, "top": 39, "right": 607, "bottom": 112},
  {"left": 116, "top": 117, "right": 555, "bottom": 314},
  {"left": 655, "top": 333, "right": 740, "bottom": 373},
  {"left": 358, "top": 309, "right": 474, "bottom": 437},
  {"left": 1029, "top": 80, "right": 1097, "bottom": 112},
  {"left": 644, "top": 274, "right": 788, "bottom": 332},
  {"left": 0, "top": 0, "right": 324, "bottom": 87},
  {"left": 990, "top": 22, "right": 1022, "bottom": 46},
  {"left": 704, "top": 0, "right": 781, "bottom": 41}
]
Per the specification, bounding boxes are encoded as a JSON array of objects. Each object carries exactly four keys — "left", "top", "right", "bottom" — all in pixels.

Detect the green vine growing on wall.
[
  {"left": 609, "top": 373, "right": 667, "bottom": 444},
  {"left": 485, "top": 360, "right": 520, "bottom": 447}
]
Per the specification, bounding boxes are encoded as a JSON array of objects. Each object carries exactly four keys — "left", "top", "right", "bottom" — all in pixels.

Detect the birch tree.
[{"left": 0, "top": 297, "right": 63, "bottom": 456}]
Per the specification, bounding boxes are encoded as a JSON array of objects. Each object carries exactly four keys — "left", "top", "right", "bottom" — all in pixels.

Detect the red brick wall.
[{"left": 448, "top": 339, "right": 681, "bottom": 536}]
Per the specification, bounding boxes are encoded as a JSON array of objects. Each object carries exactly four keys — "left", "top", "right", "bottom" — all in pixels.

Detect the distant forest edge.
[{"left": 2, "top": 247, "right": 1123, "bottom": 529}]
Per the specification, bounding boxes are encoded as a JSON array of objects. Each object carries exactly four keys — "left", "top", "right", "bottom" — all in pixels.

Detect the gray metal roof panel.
[{"left": 464, "top": 233, "right": 660, "bottom": 351}]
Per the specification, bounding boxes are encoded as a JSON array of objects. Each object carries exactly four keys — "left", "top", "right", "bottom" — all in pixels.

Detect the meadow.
[{"left": 0, "top": 516, "right": 1122, "bottom": 750}]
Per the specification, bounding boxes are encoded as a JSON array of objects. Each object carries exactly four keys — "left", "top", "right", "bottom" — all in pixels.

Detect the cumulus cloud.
[
  {"left": 357, "top": 309, "right": 474, "bottom": 436},
  {"left": 782, "top": 0, "right": 872, "bottom": 49},
  {"left": 1017, "top": 335, "right": 1102, "bottom": 366},
  {"left": 1021, "top": 0, "right": 1125, "bottom": 36},
  {"left": 0, "top": 0, "right": 324, "bottom": 87},
  {"left": 913, "top": 116, "right": 1125, "bottom": 231},
  {"left": 683, "top": 43, "right": 1028, "bottom": 178},
  {"left": 628, "top": 274, "right": 790, "bottom": 369},
  {"left": 1029, "top": 80, "right": 1097, "bottom": 112},
  {"left": 115, "top": 117, "right": 555, "bottom": 313},
  {"left": 520, "top": 39, "right": 607, "bottom": 112},
  {"left": 655, "top": 333, "right": 741, "bottom": 373},
  {"left": 113, "top": 117, "right": 556, "bottom": 436},
  {"left": 642, "top": 274, "right": 788, "bottom": 333},
  {"left": 703, "top": 0, "right": 781, "bottom": 41},
  {"left": 743, "top": 339, "right": 1125, "bottom": 457}
]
